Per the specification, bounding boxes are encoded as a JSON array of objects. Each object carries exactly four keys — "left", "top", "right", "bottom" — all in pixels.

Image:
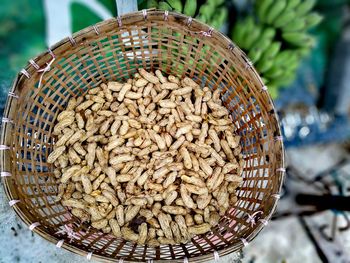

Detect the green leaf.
[
  {"left": 99, "top": 0, "right": 116, "bottom": 13},
  {"left": 71, "top": 2, "right": 103, "bottom": 33},
  {"left": 0, "top": 0, "right": 45, "bottom": 113}
]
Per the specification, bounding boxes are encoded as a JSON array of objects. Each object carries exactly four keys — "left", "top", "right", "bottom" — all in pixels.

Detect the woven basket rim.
[{"left": 0, "top": 9, "right": 285, "bottom": 262}]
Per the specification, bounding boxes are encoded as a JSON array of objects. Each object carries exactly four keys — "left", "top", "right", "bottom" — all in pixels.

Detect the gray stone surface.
[{"left": 242, "top": 218, "right": 321, "bottom": 263}]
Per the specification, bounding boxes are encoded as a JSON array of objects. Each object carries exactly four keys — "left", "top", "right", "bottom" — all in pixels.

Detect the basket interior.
[{"left": 1, "top": 10, "right": 284, "bottom": 262}]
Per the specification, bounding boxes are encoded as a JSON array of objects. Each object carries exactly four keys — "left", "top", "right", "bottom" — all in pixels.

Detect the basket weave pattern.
[{"left": 1, "top": 10, "right": 284, "bottom": 262}]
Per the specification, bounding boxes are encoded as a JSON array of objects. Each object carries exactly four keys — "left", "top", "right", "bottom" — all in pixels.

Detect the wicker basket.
[{"left": 0, "top": 10, "right": 284, "bottom": 262}]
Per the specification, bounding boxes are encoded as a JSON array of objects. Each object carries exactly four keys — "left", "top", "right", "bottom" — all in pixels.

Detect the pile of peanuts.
[{"left": 49, "top": 69, "right": 243, "bottom": 246}]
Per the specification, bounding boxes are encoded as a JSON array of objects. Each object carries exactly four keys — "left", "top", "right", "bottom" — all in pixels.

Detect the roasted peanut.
[
  {"left": 54, "top": 71, "right": 243, "bottom": 245},
  {"left": 158, "top": 213, "right": 173, "bottom": 239},
  {"left": 188, "top": 223, "right": 211, "bottom": 235},
  {"left": 121, "top": 227, "right": 139, "bottom": 242},
  {"left": 109, "top": 218, "right": 122, "bottom": 237},
  {"left": 125, "top": 205, "right": 141, "bottom": 223}
]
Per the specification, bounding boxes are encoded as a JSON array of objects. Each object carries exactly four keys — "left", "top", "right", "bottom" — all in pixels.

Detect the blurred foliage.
[
  {"left": 71, "top": 3, "right": 102, "bottom": 33},
  {"left": 0, "top": 0, "right": 45, "bottom": 113},
  {"left": 71, "top": 0, "right": 118, "bottom": 32}
]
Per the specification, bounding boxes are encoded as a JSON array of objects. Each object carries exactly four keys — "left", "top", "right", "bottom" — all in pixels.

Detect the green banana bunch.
[
  {"left": 283, "top": 19, "right": 306, "bottom": 32},
  {"left": 255, "top": 41, "right": 281, "bottom": 74},
  {"left": 265, "top": 66, "right": 284, "bottom": 79},
  {"left": 295, "top": 0, "right": 316, "bottom": 16},
  {"left": 257, "top": 0, "right": 319, "bottom": 31},
  {"left": 265, "top": 51, "right": 299, "bottom": 82},
  {"left": 148, "top": 0, "right": 322, "bottom": 99},
  {"left": 232, "top": 17, "right": 255, "bottom": 49},
  {"left": 248, "top": 47, "right": 263, "bottom": 63},
  {"left": 285, "top": 0, "right": 302, "bottom": 10},
  {"left": 274, "top": 10, "right": 296, "bottom": 28},
  {"left": 153, "top": 0, "right": 183, "bottom": 12},
  {"left": 282, "top": 32, "right": 315, "bottom": 47},
  {"left": 304, "top": 13, "right": 323, "bottom": 28},
  {"left": 234, "top": 0, "right": 322, "bottom": 98},
  {"left": 265, "top": 0, "right": 287, "bottom": 25},
  {"left": 167, "top": 0, "right": 182, "bottom": 12},
  {"left": 147, "top": 0, "right": 158, "bottom": 8},
  {"left": 183, "top": 0, "right": 197, "bottom": 17},
  {"left": 257, "top": 0, "right": 274, "bottom": 23},
  {"left": 158, "top": 1, "right": 172, "bottom": 11},
  {"left": 243, "top": 26, "right": 262, "bottom": 50},
  {"left": 198, "top": 4, "right": 212, "bottom": 22},
  {"left": 198, "top": 1, "right": 227, "bottom": 28},
  {"left": 256, "top": 57, "right": 274, "bottom": 73},
  {"left": 282, "top": 13, "right": 323, "bottom": 32},
  {"left": 274, "top": 51, "right": 299, "bottom": 68},
  {"left": 261, "top": 42, "right": 281, "bottom": 62},
  {"left": 248, "top": 27, "right": 276, "bottom": 63}
]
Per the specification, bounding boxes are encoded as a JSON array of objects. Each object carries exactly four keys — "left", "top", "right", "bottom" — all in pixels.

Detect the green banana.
[
  {"left": 159, "top": 1, "right": 172, "bottom": 10},
  {"left": 261, "top": 41, "right": 281, "bottom": 61},
  {"left": 208, "top": 0, "right": 225, "bottom": 6},
  {"left": 287, "top": 58, "right": 300, "bottom": 71},
  {"left": 232, "top": 18, "right": 254, "bottom": 48},
  {"left": 211, "top": 8, "right": 227, "bottom": 30},
  {"left": 250, "top": 36, "right": 273, "bottom": 56},
  {"left": 232, "top": 0, "right": 321, "bottom": 97},
  {"left": 266, "top": 0, "right": 287, "bottom": 25},
  {"left": 248, "top": 47, "right": 263, "bottom": 63},
  {"left": 242, "top": 17, "right": 255, "bottom": 41},
  {"left": 244, "top": 26, "right": 262, "bottom": 50},
  {"left": 183, "top": 0, "right": 197, "bottom": 17},
  {"left": 267, "top": 53, "right": 299, "bottom": 81},
  {"left": 197, "top": 14, "right": 207, "bottom": 23},
  {"left": 282, "top": 19, "right": 306, "bottom": 32},
  {"left": 147, "top": 0, "right": 158, "bottom": 8},
  {"left": 297, "top": 48, "right": 311, "bottom": 57},
  {"left": 274, "top": 53, "right": 299, "bottom": 72},
  {"left": 305, "top": 36, "right": 316, "bottom": 48},
  {"left": 282, "top": 32, "right": 311, "bottom": 46},
  {"left": 274, "top": 50, "right": 297, "bottom": 66},
  {"left": 286, "top": 52, "right": 299, "bottom": 66},
  {"left": 287, "top": 34, "right": 315, "bottom": 48},
  {"left": 219, "top": 7, "right": 228, "bottom": 23},
  {"left": 257, "top": 0, "right": 274, "bottom": 23},
  {"left": 199, "top": 4, "right": 212, "bottom": 21},
  {"left": 285, "top": 0, "right": 302, "bottom": 10},
  {"left": 269, "top": 71, "right": 296, "bottom": 87},
  {"left": 211, "top": 19, "right": 220, "bottom": 30},
  {"left": 256, "top": 58, "right": 274, "bottom": 73},
  {"left": 264, "top": 66, "right": 285, "bottom": 79},
  {"left": 274, "top": 10, "right": 296, "bottom": 28},
  {"left": 167, "top": 0, "right": 183, "bottom": 12},
  {"left": 232, "top": 23, "right": 245, "bottom": 47},
  {"left": 261, "top": 27, "right": 276, "bottom": 40},
  {"left": 268, "top": 85, "right": 279, "bottom": 99},
  {"left": 250, "top": 27, "right": 275, "bottom": 51},
  {"left": 206, "top": 0, "right": 217, "bottom": 9},
  {"left": 261, "top": 77, "right": 269, "bottom": 85},
  {"left": 295, "top": 0, "right": 316, "bottom": 16},
  {"left": 304, "top": 13, "right": 323, "bottom": 28}
]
